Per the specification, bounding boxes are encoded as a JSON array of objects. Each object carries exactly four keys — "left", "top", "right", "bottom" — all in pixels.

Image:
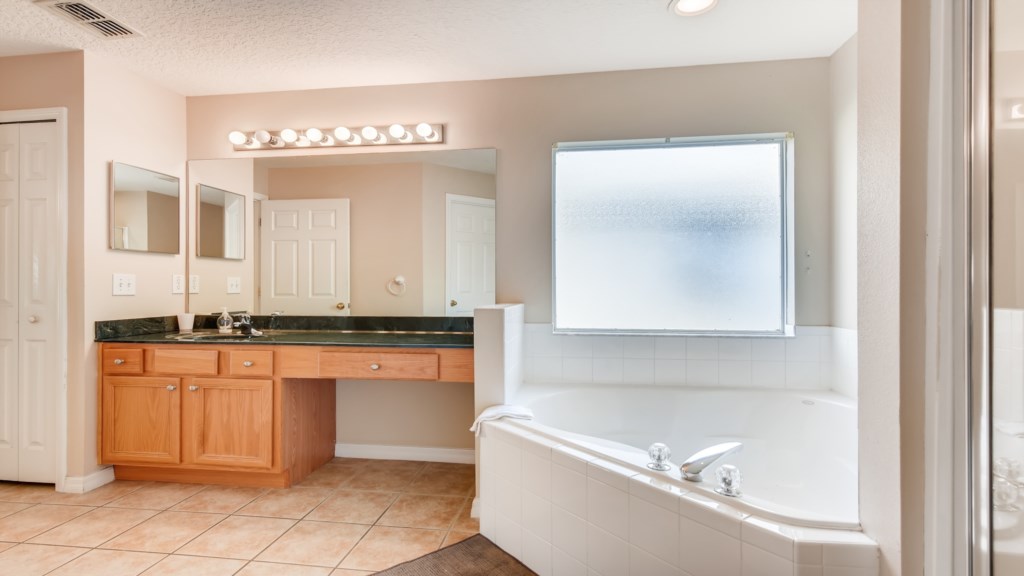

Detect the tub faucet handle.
[
  {"left": 715, "top": 464, "right": 742, "bottom": 497},
  {"left": 647, "top": 443, "right": 672, "bottom": 472}
]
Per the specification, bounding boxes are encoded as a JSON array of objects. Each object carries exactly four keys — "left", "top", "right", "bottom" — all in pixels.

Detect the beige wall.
[
  {"left": 80, "top": 52, "right": 187, "bottom": 478},
  {"left": 268, "top": 163, "right": 425, "bottom": 316},
  {"left": 186, "top": 58, "right": 835, "bottom": 326},
  {"left": 186, "top": 60, "right": 835, "bottom": 454},
  {"left": 856, "top": 0, "right": 935, "bottom": 573},
  {"left": 147, "top": 191, "right": 179, "bottom": 254},
  {"left": 831, "top": 36, "right": 858, "bottom": 330},
  {"left": 187, "top": 159, "right": 255, "bottom": 315},
  {"left": 421, "top": 164, "right": 497, "bottom": 316}
]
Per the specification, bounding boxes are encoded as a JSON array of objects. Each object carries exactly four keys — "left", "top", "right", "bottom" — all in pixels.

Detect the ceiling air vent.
[{"left": 34, "top": 0, "right": 141, "bottom": 39}]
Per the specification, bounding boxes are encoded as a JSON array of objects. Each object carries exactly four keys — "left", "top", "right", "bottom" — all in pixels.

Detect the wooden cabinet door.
[
  {"left": 187, "top": 378, "right": 274, "bottom": 469},
  {"left": 101, "top": 376, "right": 181, "bottom": 465}
]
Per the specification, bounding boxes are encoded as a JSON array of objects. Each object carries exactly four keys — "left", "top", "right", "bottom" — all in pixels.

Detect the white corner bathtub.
[
  {"left": 477, "top": 384, "right": 877, "bottom": 576},
  {"left": 512, "top": 384, "right": 859, "bottom": 529}
]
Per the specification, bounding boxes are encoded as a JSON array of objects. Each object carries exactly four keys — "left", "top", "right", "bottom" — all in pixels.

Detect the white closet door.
[
  {"left": 18, "top": 122, "right": 59, "bottom": 482},
  {"left": 260, "top": 199, "right": 351, "bottom": 316},
  {"left": 0, "top": 121, "right": 59, "bottom": 483},
  {"left": 0, "top": 124, "right": 20, "bottom": 480}
]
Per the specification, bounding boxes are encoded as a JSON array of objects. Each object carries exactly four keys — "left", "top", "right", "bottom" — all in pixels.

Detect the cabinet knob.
[
  {"left": 370, "top": 363, "right": 380, "bottom": 371},
  {"left": 450, "top": 299, "right": 457, "bottom": 307},
  {"left": 113, "top": 358, "right": 125, "bottom": 365},
  {"left": 242, "top": 360, "right": 254, "bottom": 367},
  {"left": 166, "top": 385, "right": 177, "bottom": 391},
  {"left": 27, "top": 315, "right": 39, "bottom": 323},
  {"left": 336, "top": 303, "right": 346, "bottom": 310},
  {"left": 189, "top": 385, "right": 199, "bottom": 392}
]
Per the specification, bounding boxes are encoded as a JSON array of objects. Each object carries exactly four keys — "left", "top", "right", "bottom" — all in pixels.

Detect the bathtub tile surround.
[
  {"left": 480, "top": 421, "right": 878, "bottom": 576},
  {"left": 524, "top": 323, "right": 859, "bottom": 398}
]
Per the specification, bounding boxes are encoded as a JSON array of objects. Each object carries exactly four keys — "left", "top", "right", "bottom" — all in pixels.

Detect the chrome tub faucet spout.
[{"left": 680, "top": 441, "right": 743, "bottom": 482}]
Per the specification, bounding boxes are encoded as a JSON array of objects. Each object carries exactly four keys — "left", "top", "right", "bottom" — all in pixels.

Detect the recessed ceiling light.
[{"left": 669, "top": 0, "right": 719, "bottom": 16}]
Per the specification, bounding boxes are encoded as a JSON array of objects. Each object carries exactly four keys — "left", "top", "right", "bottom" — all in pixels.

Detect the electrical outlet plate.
[
  {"left": 171, "top": 274, "right": 185, "bottom": 294},
  {"left": 189, "top": 275, "right": 200, "bottom": 294},
  {"left": 227, "top": 277, "right": 241, "bottom": 294},
  {"left": 112, "top": 273, "right": 136, "bottom": 296}
]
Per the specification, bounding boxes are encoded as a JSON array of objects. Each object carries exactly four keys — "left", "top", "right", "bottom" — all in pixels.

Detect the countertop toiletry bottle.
[{"left": 217, "top": 308, "right": 233, "bottom": 334}]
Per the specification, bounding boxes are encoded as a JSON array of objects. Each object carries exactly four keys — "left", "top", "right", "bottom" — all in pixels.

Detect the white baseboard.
[
  {"left": 335, "top": 443, "right": 475, "bottom": 464},
  {"left": 60, "top": 466, "right": 115, "bottom": 494}
]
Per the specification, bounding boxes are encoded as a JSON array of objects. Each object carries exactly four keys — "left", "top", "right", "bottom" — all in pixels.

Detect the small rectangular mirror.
[
  {"left": 109, "top": 162, "right": 181, "bottom": 254},
  {"left": 197, "top": 184, "right": 245, "bottom": 260}
]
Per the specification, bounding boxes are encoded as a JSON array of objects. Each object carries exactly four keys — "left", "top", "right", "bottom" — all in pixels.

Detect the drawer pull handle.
[
  {"left": 189, "top": 385, "right": 199, "bottom": 392},
  {"left": 27, "top": 315, "right": 39, "bottom": 323},
  {"left": 370, "top": 363, "right": 380, "bottom": 371},
  {"left": 242, "top": 361, "right": 254, "bottom": 367},
  {"left": 166, "top": 385, "right": 177, "bottom": 391},
  {"left": 113, "top": 358, "right": 125, "bottom": 365}
]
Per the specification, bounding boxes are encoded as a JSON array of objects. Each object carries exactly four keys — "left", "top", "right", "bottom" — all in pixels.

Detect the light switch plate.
[
  {"left": 189, "top": 275, "right": 200, "bottom": 294},
  {"left": 171, "top": 274, "right": 185, "bottom": 294},
  {"left": 227, "top": 277, "right": 241, "bottom": 294},
  {"left": 112, "top": 273, "right": 136, "bottom": 296}
]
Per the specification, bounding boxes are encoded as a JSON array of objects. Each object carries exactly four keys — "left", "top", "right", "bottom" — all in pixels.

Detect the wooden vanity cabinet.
[
  {"left": 98, "top": 342, "right": 473, "bottom": 487},
  {"left": 99, "top": 344, "right": 334, "bottom": 487}
]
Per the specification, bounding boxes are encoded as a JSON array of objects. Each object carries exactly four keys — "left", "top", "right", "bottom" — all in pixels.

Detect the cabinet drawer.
[
  {"left": 151, "top": 349, "right": 219, "bottom": 375},
  {"left": 319, "top": 351, "right": 439, "bottom": 380},
  {"left": 227, "top": 350, "right": 275, "bottom": 377},
  {"left": 102, "top": 349, "right": 143, "bottom": 374}
]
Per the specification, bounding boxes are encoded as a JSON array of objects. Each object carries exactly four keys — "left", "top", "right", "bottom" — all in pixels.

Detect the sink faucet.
[
  {"left": 233, "top": 313, "right": 261, "bottom": 336},
  {"left": 680, "top": 442, "right": 743, "bottom": 482}
]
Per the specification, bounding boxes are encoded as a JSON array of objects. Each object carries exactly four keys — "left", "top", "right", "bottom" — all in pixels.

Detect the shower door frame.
[{"left": 966, "top": 0, "right": 992, "bottom": 573}]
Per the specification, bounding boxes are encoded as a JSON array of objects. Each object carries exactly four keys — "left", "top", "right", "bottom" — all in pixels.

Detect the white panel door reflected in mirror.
[{"left": 260, "top": 199, "right": 351, "bottom": 316}]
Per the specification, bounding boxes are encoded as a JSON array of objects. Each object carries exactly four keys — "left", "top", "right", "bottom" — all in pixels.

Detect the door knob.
[
  {"left": 450, "top": 299, "right": 457, "bottom": 307},
  {"left": 166, "top": 385, "right": 177, "bottom": 391},
  {"left": 336, "top": 303, "right": 346, "bottom": 310},
  {"left": 27, "top": 315, "right": 38, "bottom": 323}
]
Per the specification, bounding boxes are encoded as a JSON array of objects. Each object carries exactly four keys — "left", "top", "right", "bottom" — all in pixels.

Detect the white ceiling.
[{"left": 0, "top": 0, "right": 857, "bottom": 97}]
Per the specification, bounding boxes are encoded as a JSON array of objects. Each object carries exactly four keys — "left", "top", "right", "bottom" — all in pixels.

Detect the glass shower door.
[{"left": 990, "top": 0, "right": 1024, "bottom": 571}]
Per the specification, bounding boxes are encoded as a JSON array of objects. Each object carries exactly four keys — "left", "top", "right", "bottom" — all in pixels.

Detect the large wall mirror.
[
  {"left": 197, "top": 184, "right": 245, "bottom": 260},
  {"left": 109, "top": 162, "right": 180, "bottom": 254},
  {"left": 186, "top": 149, "right": 496, "bottom": 317}
]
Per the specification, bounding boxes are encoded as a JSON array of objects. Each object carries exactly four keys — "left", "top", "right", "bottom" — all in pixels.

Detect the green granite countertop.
[{"left": 98, "top": 329, "right": 473, "bottom": 349}]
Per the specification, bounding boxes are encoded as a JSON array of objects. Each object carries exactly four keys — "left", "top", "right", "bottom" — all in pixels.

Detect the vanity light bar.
[{"left": 227, "top": 123, "right": 444, "bottom": 150}]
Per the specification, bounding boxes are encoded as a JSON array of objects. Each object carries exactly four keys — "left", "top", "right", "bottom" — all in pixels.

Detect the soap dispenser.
[{"left": 217, "top": 308, "right": 233, "bottom": 334}]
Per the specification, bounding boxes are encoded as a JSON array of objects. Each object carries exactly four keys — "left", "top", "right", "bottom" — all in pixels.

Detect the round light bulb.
[
  {"left": 388, "top": 124, "right": 407, "bottom": 139},
  {"left": 228, "top": 131, "right": 249, "bottom": 145},
  {"left": 280, "top": 128, "right": 298, "bottom": 143},
  {"left": 415, "top": 123, "right": 434, "bottom": 138},
  {"left": 671, "top": 0, "right": 718, "bottom": 16},
  {"left": 296, "top": 136, "right": 311, "bottom": 147},
  {"left": 361, "top": 126, "right": 379, "bottom": 140},
  {"left": 306, "top": 128, "right": 324, "bottom": 143},
  {"left": 253, "top": 130, "right": 274, "bottom": 144},
  {"left": 334, "top": 127, "right": 352, "bottom": 141}
]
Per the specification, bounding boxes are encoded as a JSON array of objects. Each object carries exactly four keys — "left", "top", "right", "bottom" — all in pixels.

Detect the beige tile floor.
[{"left": 0, "top": 459, "right": 479, "bottom": 575}]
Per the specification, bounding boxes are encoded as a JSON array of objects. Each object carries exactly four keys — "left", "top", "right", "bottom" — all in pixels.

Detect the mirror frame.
[{"left": 108, "top": 161, "right": 181, "bottom": 254}]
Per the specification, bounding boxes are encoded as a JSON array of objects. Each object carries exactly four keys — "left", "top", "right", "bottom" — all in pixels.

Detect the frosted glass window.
[{"left": 552, "top": 134, "right": 794, "bottom": 335}]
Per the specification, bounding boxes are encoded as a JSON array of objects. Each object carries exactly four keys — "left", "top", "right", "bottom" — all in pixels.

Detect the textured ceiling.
[{"left": 0, "top": 0, "right": 858, "bottom": 97}]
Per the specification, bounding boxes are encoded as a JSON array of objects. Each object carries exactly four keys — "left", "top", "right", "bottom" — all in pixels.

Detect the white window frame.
[{"left": 551, "top": 133, "right": 795, "bottom": 337}]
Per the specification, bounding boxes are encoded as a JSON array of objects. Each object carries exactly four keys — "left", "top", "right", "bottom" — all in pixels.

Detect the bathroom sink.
[{"left": 172, "top": 332, "right": 264, "bottom": 341}]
